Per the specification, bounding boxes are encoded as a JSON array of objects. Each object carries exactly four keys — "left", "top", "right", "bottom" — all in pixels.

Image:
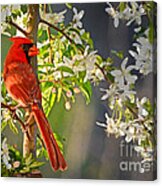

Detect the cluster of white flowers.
[
  {"left": 129, "top": 30, "right": 153, "bottom": 75},
  {"left": 1, "top": 5, "right": 22, "bottom": 35},
  {"left": 100, "top": 85, "right": 135, "bottom": 110},
  {"left": 55, "top": 46, "right": 102, "bottom": 82},
  {"left": 96, "top": 96, "right": 154, "bottom": 162},
  {"left": 68, "top": 7, "right": 85, "bottom": 44},
  {"left": 40, "top": 9, "right": 67, "bottom": 30},
  {"left": 105, "top": 2, "right": 145, "bottom": 28},
  {"left": 100, "top": 58, "right": 137, "bottom": 108},
  {"left": 97, "top": 113, "right": 127, "bottom": 137},
  {"left": 1, "top": 138, "right": 12, "bottom": 170}
]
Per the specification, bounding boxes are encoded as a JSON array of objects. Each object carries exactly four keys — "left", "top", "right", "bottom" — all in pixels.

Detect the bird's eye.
[{"left": 22, "top": 44, "right": 33, "bottom": 52}]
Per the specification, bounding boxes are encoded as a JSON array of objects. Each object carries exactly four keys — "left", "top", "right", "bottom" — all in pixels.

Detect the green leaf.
[
  {"left": 1, "top": 120, "right": 8, "bottom": 131},
  {"left": 107, "top": 72, "right": 114, "bottom": 82},
  {"left": 79, "top": 81, "right": 92, "bottom": 104},
  {"left": 111, "top": 50, "right": 124, "bottom": 59},
  {"left": 9, "top": 120, "right": 18, "bottom": 134},
  {"left": 76, "top": 44, "right": 85, "bottom": 52},
  {"left": 66, "top": 3, "right": 72, "bottom": 9},
  {"left": 29, "top": 161, "right": 45, "bottom": 169},
  {"left": 119, "top": 2, "right": 126, "bottom": 12},
  {"left": 78, "top": 71, "right": 86, "bottom": 82},
  {"left": 11, "top": 10, "right": 21, "bottom": 19},
  {"left": 9, "top": 146, "right": 21, "bottom": 160},
  {"left": 4, "top": 22, "right": 16, "bottom": 37},
  {"left": 25, "top": 153, "right": 33, "bottom": 166},
  {"left": 57, "top": 66, "right": 74, "bottom": 75},
  {"left": 21, "top": 5, "right": 27, "bottom": 13},
  {"left": 54, "top": 133, "right": 63, "bottom": 153},
  {"left": 41, "top": 81, "right": 53, "bottom": 91},
  {"left": 81, "top": 32, "right": 94, "bottom": 48},
  {"left": 1, "top": 80, "right": 7, "bottom": 96},
  {"left": 38, "top": 64, "right": 54, "bottom": 68},
  {"left": 69, "top": 27, "right": 81, "bottom": 36},
  {"left": 57, "top": 87, "right": 62, "bottom": 102},
  {"left": 38, "top": 30, "right": 48, "bottom": 43},
  {"left": 20, "top": 168, "right": 30, "bottom": 174},
  {"left": 42, "top": 87, "right": 56, "bottom": 116}
]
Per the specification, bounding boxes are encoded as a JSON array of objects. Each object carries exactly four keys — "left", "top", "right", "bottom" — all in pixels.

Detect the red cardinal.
[{"left": 3, "top": 36, "right": 67, "bottom": 172}]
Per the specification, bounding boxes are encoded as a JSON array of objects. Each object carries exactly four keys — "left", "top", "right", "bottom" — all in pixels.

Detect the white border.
[{"left": 0, "top": 0, "right": 161, "bottom": 185}]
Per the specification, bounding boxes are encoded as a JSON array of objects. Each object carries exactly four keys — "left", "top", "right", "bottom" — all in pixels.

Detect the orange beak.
[{"left": 28, "top": 45, "right": 39, "bottom": 57}]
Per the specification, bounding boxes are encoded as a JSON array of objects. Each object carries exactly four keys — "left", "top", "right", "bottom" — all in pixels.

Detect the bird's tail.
[{"left": 32, "top": 103, "right": 67, "bottom": 171}]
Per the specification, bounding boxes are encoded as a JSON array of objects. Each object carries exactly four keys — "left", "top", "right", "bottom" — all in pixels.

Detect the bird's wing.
[{"left": 5, "top": 62, "right": 41, "bottom": 107}]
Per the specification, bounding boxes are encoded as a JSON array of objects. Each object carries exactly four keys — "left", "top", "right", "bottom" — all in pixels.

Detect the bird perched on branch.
[{"left": 3, "top": 36, "right": 67, "bottom": 172}]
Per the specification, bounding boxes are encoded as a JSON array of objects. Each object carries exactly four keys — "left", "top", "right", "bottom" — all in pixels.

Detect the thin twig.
[
  {"left": 37, "top": 133, "right": 46, "bottom": 149},
  {"left": 39, "top": 19, "right": 74, "bottom": 44},
  {"left": 39, "top": 79, "right": 63, "bottom": 85},
  {"left": 40, "top": 19, "right": 113, "bottom": 84},
  {"left": 95, "top": 63, "right": 112, "bottom": 84},
  {"left": 126, "top": 104, "right": 150, "bottom": 132},
  {"left": 7, "top": 19, "right": 29, "bottom": 37}
]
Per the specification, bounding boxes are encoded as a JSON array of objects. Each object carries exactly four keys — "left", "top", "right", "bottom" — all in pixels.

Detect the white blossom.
[
  {"left": 111, "top": 57, "right": 137, "bottom": 88},
  {"left": 11, "top": 4, "right": 21, "bottom": 11},
  {"left": 96, "top": 113, "right": 127, "bottom": 137},
  {"left": 100, "top": 84, "right": 118, "bottom": 101},
  {"left": 1, "top": 6, "right": 11, "bottom": 35},
  {"left": 136, "top": 97, "right": 149, "bottom": 118},
  {"left": 105, "top": 2, "right": 146, "bottom": 28},
  {"left": 72, "top": 7, "right": 84, "bottom": 28},
  {"left": 100, "top": 83, "right": 135, "bottom": 107},
  {"left": 105, "top": 3, "right": 120, "bottom": 28},
  {"left": 59, "top": 46, "right": 98, "bottom": 82},
  {"left": 95, "top": 69, "right": 105, "bottom": 81},
  {"left": 135, "top": 146, "right": 154, "bottom": 162},
  {"left": 72, "top": 31, "right": 82, "bottom": 44},
  {"left": 119, "top": 84, "right": 136, "bottom": 100},
  {"left": 129, "top": 31, "right": 153, "bottom": 75},
  {"left": 96, "top": 110, "right": 154, "bottom": 162},
  {"left": 126, "top": 2, "right": 145, "bottom": 26},
  {"left": 46, "top": 10, "right": 66, "bottom": 24},
  {"left": 1, "top": 5, "right": 11, "bottom": 21},
  {"left": 80, "top": 28, "right": 85, "bottom": 35},
  {"left": 1, "top": 138, "right": 12, "bottom": 170},
  {"left": 134, "top": 26, "right": 142, "bottom": 33},
  {"left": 125, "top": 126, "right": 135, "bottom": 142}
]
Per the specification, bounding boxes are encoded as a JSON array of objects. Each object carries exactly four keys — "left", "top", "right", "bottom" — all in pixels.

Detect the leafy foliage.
[{"left": 1, "top": 138, "right": 44, "bottom": 177}]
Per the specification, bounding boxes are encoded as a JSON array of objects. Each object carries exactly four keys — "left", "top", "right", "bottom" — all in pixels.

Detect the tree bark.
[{"left": 23, "top": 4, "right": 40, "bottom": 158}]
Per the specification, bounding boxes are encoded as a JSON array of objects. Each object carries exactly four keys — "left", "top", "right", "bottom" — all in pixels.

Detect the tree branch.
[
  {"left": 7, "top": 18, "right": 29, "bottom": 37},
  {"left": 39, "top": 19, "right": 74, "bottom": 44},
  {"left": 126, "top": 103, "right": 150, "bottom": 132},
  {"left": 95, "top": 63, "right": 112, "bottom": 84}
]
